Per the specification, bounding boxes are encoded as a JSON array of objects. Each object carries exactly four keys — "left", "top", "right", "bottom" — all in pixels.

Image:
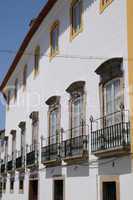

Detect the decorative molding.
[{"left": 95, "top": 58, "right": 123, "bottom": 85}]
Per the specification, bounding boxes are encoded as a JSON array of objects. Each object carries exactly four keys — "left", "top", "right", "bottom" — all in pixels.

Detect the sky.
[{"left": 0, "top": 0, "right": 47, "bottom": 129}]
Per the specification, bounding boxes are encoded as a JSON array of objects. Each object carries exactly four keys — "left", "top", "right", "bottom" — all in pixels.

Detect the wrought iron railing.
[
  {"left": 26, "top": 144, "right": 38, "bottom": 167},
  {"left": 62, "top": 125, "right": 88, "bottom": 159},
  {"left": 41, "top": 133, "right": 61, "bottom": 163},
  {"left": 16, "top": 149, "right": 25, "bottom": 170},
  {"left": 7, "top": 156, "right": 13, "bottom": 172},
  {"left": 90, "top": 110, "right": 130, "bottom": 153}
]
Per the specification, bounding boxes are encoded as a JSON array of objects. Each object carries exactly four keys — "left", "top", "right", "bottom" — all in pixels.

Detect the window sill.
[
  {"left": 19, "top": 189, "right": 24, "bottom": 194},
  {"left": 33, "top": 68, "right": 39, "bottom": 79},
  {"left": 70, "top": 27, "right": 83, "bottom": 42},
  {"left": 49, "top": 50, "right": 59, "bottom": 62}
]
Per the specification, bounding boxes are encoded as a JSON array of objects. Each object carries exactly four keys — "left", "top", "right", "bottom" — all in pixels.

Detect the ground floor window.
[
  {"left": 19, "top": 179, "right": 24, "bottom": 193},
  {"left": 53, "top": 179, "right": 64, "bottom": 200},
  {"left": 3, "top": 181, "right": 6, "bottom": 192},
  {"left": 103, "top": 182, "right": 116, "bottom": 200},
  {"left": 10, "top": 178, "right": 14, "bottom": 193},
  {"left": 29, "top": 180, "right": 38, "bottom": 200}
]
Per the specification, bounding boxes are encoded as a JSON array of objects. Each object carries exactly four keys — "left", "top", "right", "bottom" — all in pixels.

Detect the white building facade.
[{"left": 0, "top": 0, "right": 133, "bottom": 200}]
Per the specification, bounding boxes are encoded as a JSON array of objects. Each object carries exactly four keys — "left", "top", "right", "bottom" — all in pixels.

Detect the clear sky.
[{"left": 0, "top": 0, "right": 47, "bottom": 129}]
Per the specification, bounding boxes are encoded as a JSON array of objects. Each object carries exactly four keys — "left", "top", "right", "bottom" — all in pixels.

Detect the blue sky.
[{"left": 0, "top": 0, "right": 47, "bottom": 129}]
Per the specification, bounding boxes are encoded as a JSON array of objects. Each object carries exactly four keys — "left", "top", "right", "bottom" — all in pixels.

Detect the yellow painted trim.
[
  {"left": 100, "top": 176, "right": 120, "bottom": 200},
  {"left": 49, "top": 20, "right": 60, "bottom": 61},
  {"left": 127, "top": 0, "right": 133, "bottom": 159},
  {"left": 100, "top": 0, "right": 113, "bottom": 14},
  {"left": 69, "top": 0, "right": 83, "bottom": 42}
]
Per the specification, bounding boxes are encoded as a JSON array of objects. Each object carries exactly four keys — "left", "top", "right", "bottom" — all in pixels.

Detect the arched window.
[
  {"left": 34, "top": 46, "right": 40, "bottom": 75},
  {"left": 23, "top": 65, "right": 27, "bottom": 88},
  {"left": 95, "top": 57, "right": 124, "bottom": 125},
  {"left": 66, "top": 81, "right": 86, "bottom": 137},
  {"left": 45, "top": 96, "right": 60, "bottom": 144},
  {"left": 50, "top": 21, "right": 59, "bottom": 59}
]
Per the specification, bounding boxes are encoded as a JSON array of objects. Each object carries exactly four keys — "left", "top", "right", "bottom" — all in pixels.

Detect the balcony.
[
  {"left": 16, "top": 149, "right": 25, "bottom": 170},
  {"left": 41, "top": 135, "right": 61, "bottom": 166},
  {"left": 26, "top": 144, "right": 38, "bottom": 168},
  {"left": 62, "top": 125, "right": 88, "bottom": 163},
  {"left": 91, "top": 110, "right": 130, "bottom": 158}
]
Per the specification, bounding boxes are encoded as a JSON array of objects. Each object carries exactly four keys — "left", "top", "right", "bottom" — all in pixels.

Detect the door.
[
  {"left": 103, "top": 181, "right": 116, "bottom": 200},
  {"left": 54, "top": 180, "right": 64, "bottom": 200},
  {"left": 29, "top": 180, "right": 38, "bottom": 200}
]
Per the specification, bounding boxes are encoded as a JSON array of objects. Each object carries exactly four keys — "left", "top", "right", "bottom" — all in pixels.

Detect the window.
[
  {"left": 54, "top": 180, "right": 64, "bottom": 200},
  {"left": 23, "top": 65, "right": 27, "bottom": 89},
  {"left": 66, "top": 81, "right": 85, "bottom": 137},
  {"left": 14, "top": 78, "right": 18, "bottom": 101},
  {"left": 3, "top": 181, "right": 6, "bottom": 192},
  {"left": 11, "top": 131, "right": 16, "bottom": 156},
  {"left": 50, "top": 21, "right": 59, "bottom": 59},
  {"left": 19, "top": 179, "right": 24, "bottom": 193},
  {"left": 104, "top": 79, "right": 123, "bottom": 125},
  {"left": 10, "top": 179, "right": 14, "bottom": 192},
  {"left": 70, "top": 0, "right": 83, "bottom": 40},
  {"left": 34, "top": 46, "right": 40, "bottom": 76},
  {"left": 7, "top": 90, "right": 11, "bottom": 109},
  {"left": 103, "top": 182, "right": 116, "bottom": 200},
  {"left": 5, "top": 137, "right": 8, "bottom": 161},
  {"left": 95, "top": 58, "right": 124, "bottom": 126},
  {"left": 49, "top": 109, "right": 58, "bottom": 144},
  {"left": 71, "top": 93, "right": 84, "bottom": 137},
  {"left": 30, "top": 112, "right": 39, "bottom": 145},
  {"left": 45, "top": 96, "right": 60, "bottom": 144},
  {"left": 100, "top": 0, "right": 113, "bottom": 13}
]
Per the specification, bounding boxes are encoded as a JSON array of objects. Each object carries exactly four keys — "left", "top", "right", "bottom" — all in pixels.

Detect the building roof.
[{"left": 0, "top": 0, "right": 57, "bottom": 92}]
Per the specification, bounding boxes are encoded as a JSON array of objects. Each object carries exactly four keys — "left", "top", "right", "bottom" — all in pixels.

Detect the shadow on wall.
[
  {"left": 45, "top": 166, "right": 62, "bottom": 179},
  {"left": 66, "top": 163, "right": 89, "bottom": 177},
  {"left": 98, "top": 155, "right": 132, "bottom": 176}
]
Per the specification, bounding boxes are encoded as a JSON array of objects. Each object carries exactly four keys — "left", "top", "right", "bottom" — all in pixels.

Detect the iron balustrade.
[
  {"left": 90, "top": 110, "right": 130, "bottom": 153},
  {"left": 62, "top": 125, "right": 88, "bottom": 159},
  {"left": 7, "top": 153, "right": 15, "bottom": 172},
  {"left": 26, "top": 144, "right": 38, "bottom": 167},
  {"left": 41, "top": 134, "right": 61, "bottom": 164},
  {"left": 16, "top": 149, "right": 25, "bottom": 170}
]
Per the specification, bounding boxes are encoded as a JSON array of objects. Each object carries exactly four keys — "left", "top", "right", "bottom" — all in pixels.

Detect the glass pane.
[
  {"left": 51, "top": 27, "right": 58, "bottom": 53},
  {"left": 105, "top": 79, "right": 121, "bottom": 126},
  {"left": 50, "top": 110, "right": 58, "bottom": 143},
  {"left": 72, "top": 0, "right": 81, "bottom": 32},
  {"left": 72, "top": 96, "right": 83, "bottom": 136}
]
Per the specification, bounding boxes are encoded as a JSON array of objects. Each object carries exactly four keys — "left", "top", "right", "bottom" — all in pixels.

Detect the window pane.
[
  {"left": 105, "top": 79, "right": 122, "bottom": 125},
  {"left": 50, "top": 109, "right": 58, "bottom": 143},
  {"left": 72, "top": 96, "right": 83, "bottom": 136},
  {"left": 72, "top": 0, "right": 81, "bottom": 32},
  {"left": 51, "top": 26, "right": 58, "bottom": 54}
]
